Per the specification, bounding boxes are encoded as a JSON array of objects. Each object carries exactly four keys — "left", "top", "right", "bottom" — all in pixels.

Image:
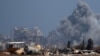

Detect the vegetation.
[
  {"left": 67, "top": 41, "right": 71, "bottom": 48},
  {"left": 86, "top": 38, "right": 93, "bottom": 50}
]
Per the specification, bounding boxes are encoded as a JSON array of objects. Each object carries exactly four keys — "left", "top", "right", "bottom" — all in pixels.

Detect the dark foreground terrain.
[{"left": 0, "top": 54, "right": 100, "bottom": 56}]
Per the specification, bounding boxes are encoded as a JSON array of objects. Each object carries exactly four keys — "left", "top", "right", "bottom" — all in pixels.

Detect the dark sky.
[{"left": 0, "top": 0, "right": 100, "bottom": 36}]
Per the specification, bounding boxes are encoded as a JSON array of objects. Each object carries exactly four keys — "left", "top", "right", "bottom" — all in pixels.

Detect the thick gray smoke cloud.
[{"left": 47, "top": 0, "right": 100, "bottom": 47}]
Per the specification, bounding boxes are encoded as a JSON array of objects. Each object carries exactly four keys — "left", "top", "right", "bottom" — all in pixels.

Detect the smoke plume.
[{"left": 47, "top": 0, "right": 100, "bottom": 47}]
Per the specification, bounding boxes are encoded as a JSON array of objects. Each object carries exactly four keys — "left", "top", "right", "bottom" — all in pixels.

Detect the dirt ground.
[
  {"left": 0, "top": 53, "right": 100, "bottom": 56},
  {"left": 69, "top": 54, "right": 100, "bottom": 56},
  {"left": 0, "top": 53, "right": 44, "bottom": 56}
]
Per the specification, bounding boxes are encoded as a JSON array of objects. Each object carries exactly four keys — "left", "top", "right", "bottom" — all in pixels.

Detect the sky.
[{"left": 0, "top": 0, "right": 100, "bottom": 36}]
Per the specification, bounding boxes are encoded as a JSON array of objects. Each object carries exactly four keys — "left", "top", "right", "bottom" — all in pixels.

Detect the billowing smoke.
[{"left": 47, "top": 0, "right": 100, "bottom": 47}]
